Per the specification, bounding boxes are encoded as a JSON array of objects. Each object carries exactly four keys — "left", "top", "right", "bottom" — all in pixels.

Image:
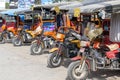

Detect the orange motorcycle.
[
  {"left": 0, "top": 24, "right": 17, "bottom": 43},
  {"left": 30, "top": 27, "right": 66, "bottom": 55},
  {"left": 12, "top": 15, "right": 43, "bottom": 46},
  {"left": 12, "top": 22, "right": 43, "bottom": 46}
]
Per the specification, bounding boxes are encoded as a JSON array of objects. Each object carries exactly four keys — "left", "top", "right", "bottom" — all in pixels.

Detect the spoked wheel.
[
  {"left": 12, "top": 37, "right": 22, "bottom": 46},
  {"left": 67, "top": 61, "right": 89, "bottom": 80},
  {"left": 0, "top": 33, "right": 6, "bottom": 44},
  {"left": 47, "top": 52, "right": 63, "bottom": 68},
  {"left": 0, "top": 37, "right": 5, "bottom": 44},
  {"left": 30, "top": 42, "right": 44, "bottom": 55}
]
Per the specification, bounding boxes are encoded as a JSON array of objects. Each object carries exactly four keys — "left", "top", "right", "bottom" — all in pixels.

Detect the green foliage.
[
  {"left": 35, "top": 0, "right": 41, "bottom": 4},
  {"left": 5, "top": 2, "right": 9, "bottom": 9}
]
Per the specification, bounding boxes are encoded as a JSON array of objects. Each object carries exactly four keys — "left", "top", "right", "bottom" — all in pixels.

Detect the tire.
[
  {"left": 0, "top": 33, "right": 6, "bottom": 44},
  {"left": 47, "top": 52, "right": 63, "bottom": 68},
  {"left": 0, "top": 37, "right": 5, "bottom": 44},
  {"left": 67, "top": 61, "right": 89, "bottom": 80},
  {"left": 30, "top": 42, "right": 43, "bottom": 55},
  {"left": 13, "top": 37, "right": 22, "bottom": 46}
]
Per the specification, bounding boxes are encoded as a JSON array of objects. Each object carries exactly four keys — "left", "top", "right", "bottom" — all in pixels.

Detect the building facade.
[
  {"left": 8, "top": 0, "right": 36, "bottom": 9},
  {"left": 0, "top": 0, "right": 6, "bottom": 10}
]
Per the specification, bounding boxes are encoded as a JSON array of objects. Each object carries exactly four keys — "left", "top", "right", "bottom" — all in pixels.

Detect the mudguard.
[
  {"left": 31, "top": 40, "right": 44, "bottom": 48},
  {"left": 71, "top": 56, "right": 82, "bottom": 61},
  {"left": 71, "top": 56, "right": 90, "bottom": 69},
  {"left": 31, "top": 39, "right": 42, "bottom": 44},
  {"left": 31, "top": 40, "right": 38, "bottom": 44},
  {"left": 49, "top": 48, "right": 59, "bottom": 53}
]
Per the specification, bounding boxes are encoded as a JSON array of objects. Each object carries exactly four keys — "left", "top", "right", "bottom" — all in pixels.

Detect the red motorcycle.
[{"left": 67, "top": 35, "right": 120, "bottom": 80}]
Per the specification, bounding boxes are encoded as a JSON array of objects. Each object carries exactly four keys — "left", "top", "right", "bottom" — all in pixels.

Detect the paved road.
[{"left": 0, "top": 43, "right": 120, "bottom": 80}]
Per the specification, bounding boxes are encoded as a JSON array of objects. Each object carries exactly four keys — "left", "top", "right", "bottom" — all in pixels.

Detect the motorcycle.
[
  {"left": 67, "top": 35, "right": 120, "bottom": 80},
  {"left": 0, "top": 24, "right": 15, "bottom": 43},
  {"left": 30, "top": 35, "right": 56, "bottom": 55},
  {"left": 30, "top": 27, "right": 65, "bottom": 55},
  {"left": 47, "top": 28, "right": 81, "bottom": 68},
  {"left": 12, "top": 26, "right": 42, "bottom": 46}
]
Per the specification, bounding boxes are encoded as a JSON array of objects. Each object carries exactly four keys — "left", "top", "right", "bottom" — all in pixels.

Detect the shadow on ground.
[
  {"left": 63, "top": 59, "right": 120, "bottom": 80},
  {"left": 65, "top": 68, "right": 120, "bottom": 80}
]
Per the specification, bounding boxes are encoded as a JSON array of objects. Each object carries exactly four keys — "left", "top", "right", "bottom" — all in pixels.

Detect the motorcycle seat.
[{"left": 106, "top": 44, "right": 119, "bottom": 51}]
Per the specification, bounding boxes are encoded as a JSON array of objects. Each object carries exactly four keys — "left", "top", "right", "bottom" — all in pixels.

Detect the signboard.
[
  {"left": 74, "top": 8, "right": 80, "bottom": 17},
  {"left": 55, "top": 6, "right": 60, "bottom": 14},
  {"left": 9, "top": 0, "right": 18, "bottom": 9},
  {"left": 18, "top": 0, "right": 35, "bottom": 9}
]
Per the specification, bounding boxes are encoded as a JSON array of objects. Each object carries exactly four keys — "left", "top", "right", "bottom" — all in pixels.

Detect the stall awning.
[
  {"left": 50, "top": 0, "right": 120, "bottom": 14},
  {"left": 34, "top": 2, "right": 73, "bottom": 10},
  {"left": 79, "top": 0, "right": 120, "bottom": 13},
  {"left": 51, "top": 1, "right": 83, "bottom": 11}
]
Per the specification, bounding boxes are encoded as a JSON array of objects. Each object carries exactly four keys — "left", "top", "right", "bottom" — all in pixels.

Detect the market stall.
[{"left": 78, "top": 0, "right": 120, "bottom": 45}]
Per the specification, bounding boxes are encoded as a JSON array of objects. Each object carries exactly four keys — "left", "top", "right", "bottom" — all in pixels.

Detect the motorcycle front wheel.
[
  {"left": 12, "top": 37, "right": 22, "bottom": 46},
  {"left": 30, "top": 42, "right": 44, "bottom": 55},
  {"left": 47, "top": 52, "right": 63, "bottom": 68},
  {"left": 67, "top": 61, "right": 89, "bottom": 80},
  {"left": 0, "top": 37, "right": 5, "bottom": 44}
]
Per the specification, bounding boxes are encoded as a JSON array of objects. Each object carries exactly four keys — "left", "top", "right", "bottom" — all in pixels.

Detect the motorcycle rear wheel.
[
  {"left": 67, "top": 61, "right": 89, "bottom": 80},
  {"left": 47, "top": 52, "right": 63, "bottom": 68}
]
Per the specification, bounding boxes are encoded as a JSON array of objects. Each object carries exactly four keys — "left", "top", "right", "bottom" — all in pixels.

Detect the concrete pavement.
[{"left": 0, "top": 43, "right": 120, "bottom": 80}]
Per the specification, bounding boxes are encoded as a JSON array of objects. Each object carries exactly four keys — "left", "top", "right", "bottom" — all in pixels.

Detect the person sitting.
[
  {"left": 27, "top": 16, "right": 43, "bottom": 36},
  {"left": 33, "top": 16, "right": 43, "bottom": 35},
  {"left": 84, "top": 21, "right": 103, "bottom": 41}
]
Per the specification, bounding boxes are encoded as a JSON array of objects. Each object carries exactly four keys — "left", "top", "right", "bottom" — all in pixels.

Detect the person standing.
[
  {"left": 62, "top": 10, "right": 71, "bottom": 28},
  {"left": 55, "top": 12, "right": 63, "bottom": 30}
]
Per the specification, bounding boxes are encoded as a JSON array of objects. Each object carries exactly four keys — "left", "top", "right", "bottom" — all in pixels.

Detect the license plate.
[{"left": 80, "top": 48, "right": 85, "bottom": 52}]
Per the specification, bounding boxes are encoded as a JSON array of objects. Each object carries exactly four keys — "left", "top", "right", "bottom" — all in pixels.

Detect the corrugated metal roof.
[
  {"left": 34, "top": 1, "right": 74, "bottom": 9},
  {"left": 79, "top": 0, "right": 120, "bottom": 13},
  {"left": 51, "top": 1, "right": 83, "bottom": 11}
]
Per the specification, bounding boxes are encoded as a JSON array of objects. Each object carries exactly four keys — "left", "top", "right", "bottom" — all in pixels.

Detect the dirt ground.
[{"left": 0, "top": 43, "right": 120, "bottom": 80}]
